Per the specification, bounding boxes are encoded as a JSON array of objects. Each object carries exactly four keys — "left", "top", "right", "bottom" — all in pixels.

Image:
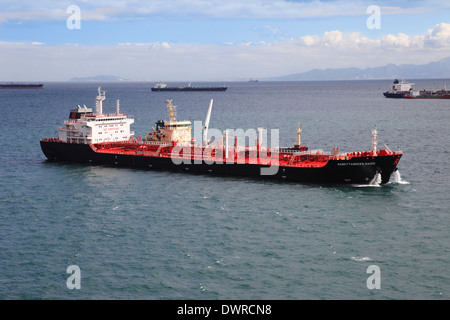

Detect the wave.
[
  {"left": 352, "top": 172, "right": 381, "bottom": 188},
  {"left": 389, "top": 170, "right": 410, "bottom": 185},
  {"left": 350, "top": 256, "right": 372, "bottom": 262},
  {"left": 352, "top": 170, "right": 409, "bottom": 188}
]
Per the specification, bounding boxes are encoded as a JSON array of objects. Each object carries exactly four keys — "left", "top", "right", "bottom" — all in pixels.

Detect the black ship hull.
[
  {"left": 152, "top": 87, "right": 227, "bottom": 92},
  {"left": 384, "top": 91, "right": 450, "bottom": 99},
  {"left": 383, "top": 92, "right": 405, "bottom": 98},
  {"left": 40, "top": 141, "right": 401, "bottom": 185},
  {"left": 0, "top": 83, "right": 43, "bottom": 89}
]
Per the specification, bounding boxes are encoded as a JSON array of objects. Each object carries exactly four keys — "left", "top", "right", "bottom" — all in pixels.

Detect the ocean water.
[{"left": 0, "top": 80, "right": 449, "bottom": 300}]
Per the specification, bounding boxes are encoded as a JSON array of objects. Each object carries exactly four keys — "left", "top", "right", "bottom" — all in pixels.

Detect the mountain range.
[
  {"left": 69, "top": 75, "right": 129, "bottom": 82},
  {"left": 269, "top": 56, "right": 450, "bottom": 81}
]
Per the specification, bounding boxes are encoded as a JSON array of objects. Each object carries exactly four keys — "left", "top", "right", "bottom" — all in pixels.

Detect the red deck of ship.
[{"left": 90, "top": 140, "right": 395, "bottom": 168}]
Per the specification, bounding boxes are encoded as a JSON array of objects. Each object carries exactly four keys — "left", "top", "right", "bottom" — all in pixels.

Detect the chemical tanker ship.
[
  {"left": 383, "top": 79, "right": 450, "bottom": 99},
  {"left": 40, "top": 88, "right": 402, "bottom": 185}
]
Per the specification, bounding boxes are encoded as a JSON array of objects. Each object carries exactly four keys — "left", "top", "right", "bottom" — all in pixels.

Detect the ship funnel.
[{"left": 203, "top": 99, "right": 213, "bottom": 146}]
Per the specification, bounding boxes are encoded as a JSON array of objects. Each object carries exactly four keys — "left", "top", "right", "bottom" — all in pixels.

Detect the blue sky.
[{"left": 1, "top": 0, "right": 450, "bottom": 81}]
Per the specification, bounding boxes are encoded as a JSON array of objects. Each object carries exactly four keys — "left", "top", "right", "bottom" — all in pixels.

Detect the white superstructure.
[
  {"left": 153, "top": 82, "right": 167, "bottom": 89},
  {"left": 391, "top": 79, "right": 414, "bottom": 92},
  {"left": 58, "top": 87, "right": 134, "bottom": 144}
]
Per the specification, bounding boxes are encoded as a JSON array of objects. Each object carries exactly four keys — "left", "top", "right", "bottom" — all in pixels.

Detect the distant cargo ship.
[
  {"left": 383, "top": 79, "right": 450, "bottom": 99},
  {"left": 0, "top": 83, "right": 43, "bottom": 89},
  {"left": 151, "top": 82, "right": 227, "bottom": 92}
]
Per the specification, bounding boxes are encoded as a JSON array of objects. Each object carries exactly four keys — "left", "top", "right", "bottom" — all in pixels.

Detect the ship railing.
[
  {"left": 142, "top": 140, "right": 173, "bottom": 147},
  {"left": 92, "top": 113, "right": 133, "bottom": 119},
  {"left": 41, "top": 137, "right": 63, "bottom": 142},
  {"left": 114, "top": 141, "right": 402, "bottom": 161},
  {"left": 63, "top": 120, "right": 83, "bottom": 125},
  {"left": 59, "top": 125, "right": 80, "bottom": 130},
  {"left": 67, "top": 134, "right": 86, "bottom": 138}
]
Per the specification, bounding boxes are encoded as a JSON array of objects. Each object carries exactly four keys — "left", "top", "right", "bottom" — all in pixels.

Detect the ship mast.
[
  {"left": 295, "top": 122, "right": 302, "bottom": 148},
  {"left": 95, "top": 86, "right": 106, "bottom": 115},
  {"left": 166, "top": 100, "right": 176, "bottom": 122},
  {"left": 372, "top": 125, "right": 378, "bottom": 156}
]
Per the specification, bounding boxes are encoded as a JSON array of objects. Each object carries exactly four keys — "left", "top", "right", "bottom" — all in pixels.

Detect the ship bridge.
[{"left": 145, "top": 100, "right": 192, "bottom": 144}]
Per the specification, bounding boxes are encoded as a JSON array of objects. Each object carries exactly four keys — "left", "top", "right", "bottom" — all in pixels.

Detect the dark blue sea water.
[{"left": 0, "top": 80, "right": 449, "bottom": 299}]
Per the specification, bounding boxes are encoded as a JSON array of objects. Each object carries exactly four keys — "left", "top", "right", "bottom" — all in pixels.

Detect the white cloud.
[
  {"left": 0, "top": 10, "right": 65, "bottom": 23},
  {"left": 0, "top": 0, "right": 440, "bottom": 23},
  {"left": 161, "top": 42, "right": 171, "bottom": 49},
  {"left": 0, "top": 7, "right": 124, "bottom": 24},
  {"left": 423, "top": 22, "right": 450, "bottom": 47},
  {"left": 2, "top": 23, "right": 450, "bottom": 81},
  {"left": 298, "top": 23, "right": 450, "bottom": 51}
]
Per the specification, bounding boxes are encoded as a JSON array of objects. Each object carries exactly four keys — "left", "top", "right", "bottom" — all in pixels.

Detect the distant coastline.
[
  {"left": 266, "top": 56, "right": 450, "bottom": 81},
  {"left": 68, "top": 75, "right": 129, "bottom": 82}
]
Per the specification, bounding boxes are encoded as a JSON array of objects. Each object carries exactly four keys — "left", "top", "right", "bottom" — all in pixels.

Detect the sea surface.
[{"left": 0, "top": 80, "right": 449, "bottom": 300}]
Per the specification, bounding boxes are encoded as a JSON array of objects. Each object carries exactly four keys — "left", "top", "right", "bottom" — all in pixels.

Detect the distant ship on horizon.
[
  {"left": 151, "top": 82, "right": 227, "bottom": 92},
  {"left": 0, "top": 83, "right": 44, "bottom": 89},
  {"left": 383, "top": 79, "right": 450, "bottom": 99}
]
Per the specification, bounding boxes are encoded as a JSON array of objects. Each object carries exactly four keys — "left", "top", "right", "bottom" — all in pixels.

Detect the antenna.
[{"left": 116, "top": 100, "right": 120, "bottom": 114}]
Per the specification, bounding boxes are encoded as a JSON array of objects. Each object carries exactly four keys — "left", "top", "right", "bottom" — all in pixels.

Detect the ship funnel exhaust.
[{"left": 203, "top": 99, "right": 213, "bottom": 145}]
